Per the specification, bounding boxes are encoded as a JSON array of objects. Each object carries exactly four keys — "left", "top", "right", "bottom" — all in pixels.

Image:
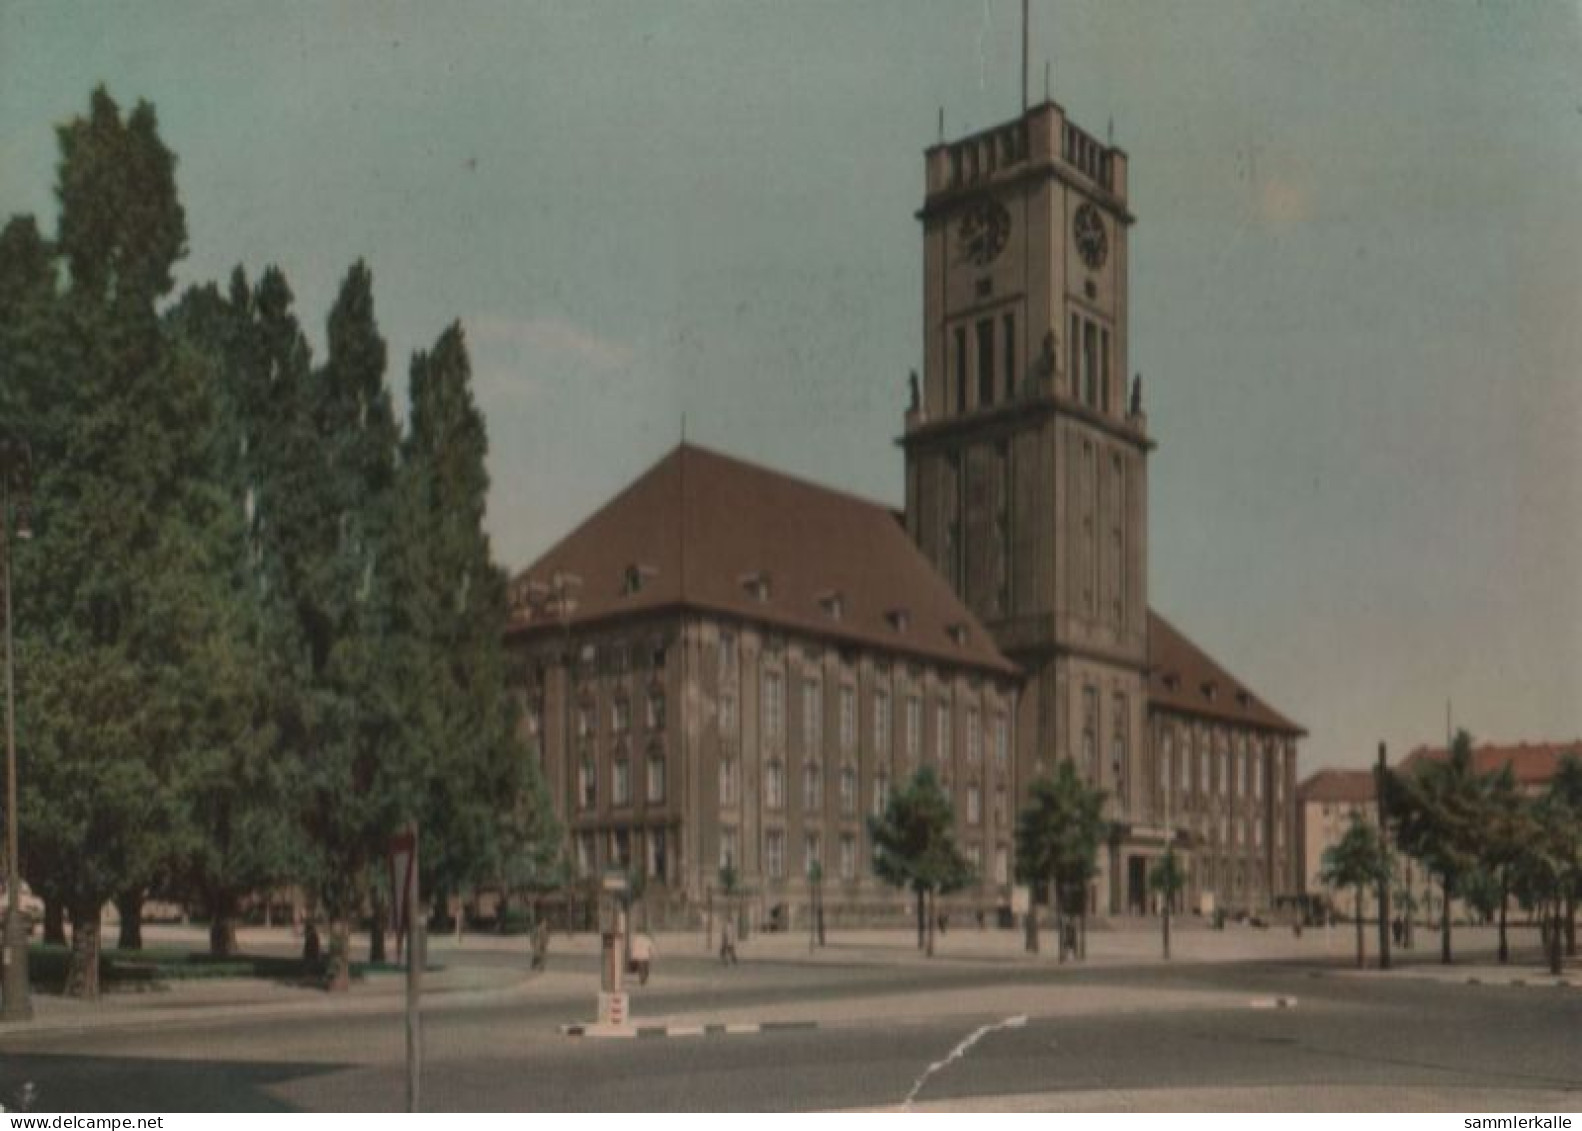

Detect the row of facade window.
[
  {"left": 1068, "top": 311, "right": 1113, "bottom": 414},
  {"left": 577, "top": 750, "right": 666, "bottom": 810},
  {"left": 576, "top": 826, "right": 668, "bottom": 881},
  {"left": 1154, "top": 728, "right": 1285, "bottom": 803},
  {"left": 725, "top": 757, "right": 1006, "bottom": 828},
  {"left": 1078, "top": 687, "right": 1130, "bottom": 794},
  {"left": 722, "top": 825, "right": 1015, "bottom": 888},
  {"left": 950, "top": 312, "right": 1018, "bottom": 414},
  {"left": 757, "top": 672, "right": 1010, "bottom": 766}
]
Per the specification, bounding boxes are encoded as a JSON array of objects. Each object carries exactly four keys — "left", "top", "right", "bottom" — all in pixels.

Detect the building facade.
[{"left": 506, "top": 98, "right": 1306, "bottom": 926}]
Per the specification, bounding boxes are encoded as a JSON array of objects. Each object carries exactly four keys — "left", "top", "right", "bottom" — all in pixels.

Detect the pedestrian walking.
[
  {"left": 631, "top": 931, "right": 656, "bottom": 985},
  {"left": 720, "top": 917, "right": 739, "bottom": 965}
]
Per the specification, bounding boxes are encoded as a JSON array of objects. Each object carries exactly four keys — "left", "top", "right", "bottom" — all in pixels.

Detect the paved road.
[{"left": 2, "top": 953, "right": 1578, "bottom": 1111}]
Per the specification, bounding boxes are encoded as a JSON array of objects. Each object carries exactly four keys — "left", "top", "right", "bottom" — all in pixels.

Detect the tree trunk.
[
  {"left": 1163, "top": 901, "right": 1172, "bottom": 961},
  {"left": 1079, "top": 896, "right": 1088, "bottom": 962},
  {"left": 326, "top": 916, "right": 351, "bottom": 993},
  {"left": 43, "top": 898, "right": 66, "bottom": 946},
  {"left": 369, "top": 894, "right": 387, "bottom": 965},
  {"left": 1497, "top": 882, "right": 1509, "bottom": 964},
  {"left": 67, "top": 903, "right": 102, "bottom": 1001},
  {"left": 208, "top": 915, "right": 239, "bottom": 958},
  {"left": 1440, "top": 876, "right": 1452, "bottom": 965},
  {"left": 1565, "top": 892, "right": 1576, "bottom": 958},
  {"left": 114, "top": 890, "right": 143, "bottom": 951},
  {"left": 1549, "top": 901, "right": 1564, "bottom": 976},
  {"left": 925, "top": 889, "right": 936, "bottom": 958},
  {"left": 914, "top": 888, "right": 925, "bottom": 951},
  {"left": 1354, "top": 885, "right": 1366, "bottom": 969}
]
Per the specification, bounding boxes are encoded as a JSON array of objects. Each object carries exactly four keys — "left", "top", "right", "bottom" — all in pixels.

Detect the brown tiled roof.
[
  {"left": 1398, "top": 740, "right": 1582, "bottom": 786},
  {"left": 1145, "top": 611, "right": 1305, "bottom": 735},
  {"left": 506, "top": 443, "right": 1017, "bottom": 676},
  {"left": 1298, "top": 769, "right": 1376, "bottom": 804}
]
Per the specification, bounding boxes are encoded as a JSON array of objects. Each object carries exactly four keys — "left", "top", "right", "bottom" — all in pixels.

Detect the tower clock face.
[
  {"left": 1073, "top": 203, "right": 1108, "bottom": 270},
  {"left": 957, "top": 199, "right": 1011, "bottom": 267}
]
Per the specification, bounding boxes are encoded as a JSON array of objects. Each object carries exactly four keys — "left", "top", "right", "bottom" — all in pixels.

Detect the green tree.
[
  {"left": 1479, "top": 765, "right": 1527, "bottom": 963},
  {"left": 1547, "top": 754, "right": 1582, "bottom": 957},
  {"left": 1148, "top": 848, "right": 1186, "bottom": 960},
  {"left": 1014, "top": 760, "right": 1107, "bottom": 962},
  {"left": 868, "top": 766, "right": 973, "bottom": 957},
  {"left": 1321, "top": 814, "right": 1387, "bottom": 969},
  {"left": 1384, "top": 729, "right": 1486, "bottom": 964},
  {"left": 12, "top": 88, "right": 235, "bottom": 998}
]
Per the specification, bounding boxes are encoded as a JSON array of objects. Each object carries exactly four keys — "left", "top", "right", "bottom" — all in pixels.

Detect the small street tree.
[
  {"left": 1321, "top": 814, "right": 1387, "bottom": 969},
  {"left": 1014, "top": 760, "right": 1107, "bottom": 962},
  {"left": 868, "top": 767, "right": 973, "bottom": 957},
  {"left": 1385, "top": 729, "right": 1486, "bottom": 964},
  {"left": 1148, "top": 848, "right": 1187, "bottom": 960}
]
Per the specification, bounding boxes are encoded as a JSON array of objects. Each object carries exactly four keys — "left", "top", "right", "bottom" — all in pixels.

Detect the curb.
[{"left": 560, "top": 1019, "right": 819, "bottom": 1040}]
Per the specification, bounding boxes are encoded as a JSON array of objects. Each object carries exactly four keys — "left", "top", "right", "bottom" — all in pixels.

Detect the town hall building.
[{"left": 506, "top": 99, "right": 1304, "bottom": 928}]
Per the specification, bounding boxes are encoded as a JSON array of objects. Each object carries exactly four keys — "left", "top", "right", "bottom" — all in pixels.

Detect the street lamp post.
[{"left": 1, "top": 437, "right": 34, "bottom": 1022}]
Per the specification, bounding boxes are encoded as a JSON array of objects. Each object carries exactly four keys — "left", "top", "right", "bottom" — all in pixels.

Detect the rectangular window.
[
  {"left": 1069, "top": 313, "right": 1081, "bottom": 399},
  {"left": 906, "top": 695, "right": 922, "bottom": 761},
  {"left": 1083, "top": 319, "right": 1098, "bottom": 406},
  {"left": 967, "top": 784, "right": 982, "bottom": 825},
  {"left": 719, "top": 757, "right": 738, "bottom": 806},
  {"left": 976, "top": 318, "right": 994, "bottom": 408},
  {"left": 1111, "top": 693, "right": 1128, "bottom": 797},
  {"left": 840, "top": 766, "right": 857, "bottom": 816},
  {"left": 1003, "top": 313, "right": 1016, "bottom": 401},
  {"left": 994, "top": 785, "right": 1007, "bottom": 828},
  {"left": 766, "top": 762, "right": 785, "bottom": 810},
  {"left": 647, "top": 828, "right": 667, "bottom": 882},
  {"left": 720, "top": 694, "right": 737, "bottom": 736},
  {"left": 935, "top": 701, "right": 951, "bottom": 764},
  {"left": 993, "top": 713, "right": 1010, "bottom": 767},
  {"left": 839, "top": 685, "right": 856, "bottom": 750},
  {"left": 1082, "top": 686, "right": 1099, "bottom": 780},
  {"left": 874, "top": 769, "right": 891, "bottom": 816},
  {"left": 954, "top": 326, "right": 968, "bottom": 414},
  {"left": 718, "top": 630, "right": 737, "bottom": 676},
  {"left": 579, "top": 757, "right": 597, "bottom": 810},
  {"left": 1199, "top": 738, "right": 1210, "bottom": 793},
  {"left": 1100, "top": 327, "right": 1111, "bottom": 413},
  {"left": 764, "top": 671, "right": 784, "bottom": 739},
  {"left": 967, "top": 843, "right": 983, "bottom": 874},
  {"left": 803, "top": 676, "right": 822, "bottom": 751},
  {"left": 646, "top": 752, "right": 665, "bottom": 803},
  {"left": 804, "top": 831, "right": 822, "bottom": 877},
  {"left": 719, "top": 826, "right": 739, "bottom": 872},
  {"left": 874, "top": 689, "right": 891, "bottom": 754},
  {"left": 577, "top": 703, "right": 596, "bottom": 740},
  {"left": 803, "top": 761, "right": 823, "bottom": 811},
  {"left": 839, "top": 834, "right": 856, "bottom": 882},
  {"left": 612, "top": 698, "right": 630, "bottom": 734},
  {"left": 995, "top": 844, "right": 1010, "bottom": 886},
  {"left": 613, "top": 758, "right": 631, "bottom": 806},
  {"left": 646, "top": 690, "right": 665, "bottom": 731},
  {"left": 966, "top": 706, "right": 982, "bottom": 764},
  {"left": 766, "top": 830, "right": 786, "bottom": 880},
  {"left": 576, "top": 832, "right": 597, "bottom": 878}
]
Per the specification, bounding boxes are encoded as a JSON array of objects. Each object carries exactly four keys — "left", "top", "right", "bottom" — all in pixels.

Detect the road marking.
[
  {"left": 1248, "top": 997, "right": 1298, "bottom": 1009},
  {"left": 901, "top": 1014, "right": 1028, "bottom": 1110}
]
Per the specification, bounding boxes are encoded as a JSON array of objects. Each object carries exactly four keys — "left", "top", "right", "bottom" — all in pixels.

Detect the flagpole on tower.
[{"left": 1021, "top": 0, "right": 1030, "bottom": 114}]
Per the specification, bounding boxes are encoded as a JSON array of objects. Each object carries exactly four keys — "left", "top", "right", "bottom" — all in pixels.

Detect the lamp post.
[{"left": 1, "top": 437, "right": 34, "bottom": 1021}]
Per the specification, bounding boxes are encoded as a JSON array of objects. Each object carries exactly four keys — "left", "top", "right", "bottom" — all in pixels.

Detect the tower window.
[
  {"left": 1083, "top": 320, "right": 1098, "bottom": 407},
  {"left": 1003, "top": 313, "right": 1016, "bottom": 401},
  {"left": 954, "top": 327, "right": 968, "bottom": 414},
  {"left": 1069, "top": 313, "right": 1081, "bottom": 399},
  {"left": 976, "top": 319, "right": 995, "bottom": 408},
  {"left": 1100, "top": 329, "right": 1112, "bottom": 414}
]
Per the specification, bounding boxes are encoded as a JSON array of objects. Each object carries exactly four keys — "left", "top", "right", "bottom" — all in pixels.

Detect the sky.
[{"left": 2, "top": 1, "right": 1578, "bottom": 775}]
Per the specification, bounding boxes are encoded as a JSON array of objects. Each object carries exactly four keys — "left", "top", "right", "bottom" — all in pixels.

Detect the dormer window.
[
  {"left": 623, "top": 562, "right": 658, "bottom": 596},
  {"left": 885, "top": 608, "right": 911, "bottom": 633},
  {"left": 739, "top": 571, "right": 772, "bottom": 603},
  {"left": 1236, "top": 690, "right": 1252, "bottom": 708},
  {"left": 1201, "top": 681, "right": 1218, "bottom": 701},
  {"left": 818, "top": 590, "right": 845, "bottom": 622},
  {"left": 947, "top": 622, "right": 970, "bottom": 647},
  {"left": 1162, "top": 673, "right": 1181, "bottom": 692}
]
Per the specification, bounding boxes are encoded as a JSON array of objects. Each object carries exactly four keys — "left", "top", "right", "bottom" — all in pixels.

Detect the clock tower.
[{"left": 902, "top": 101, "right": 1153, "bottom": 909}]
